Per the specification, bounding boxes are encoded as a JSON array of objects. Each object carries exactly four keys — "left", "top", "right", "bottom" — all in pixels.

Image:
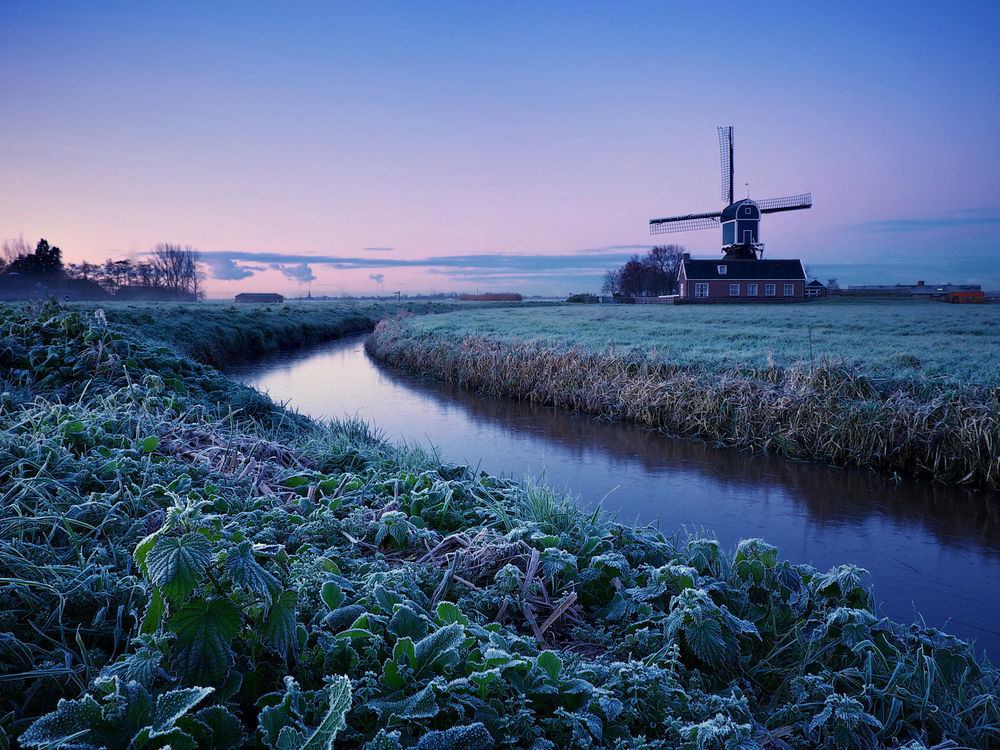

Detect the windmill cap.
[{"left": 721, "top": 199, "right": 760, "bottom": 221}]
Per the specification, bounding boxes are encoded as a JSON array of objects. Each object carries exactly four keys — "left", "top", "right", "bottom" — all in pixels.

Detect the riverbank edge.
[
  {"left": 99, "top": 301, "right": 458, "bottom": 368},
  {"left": 365, "top": 319, "right": 1000, "bottom": 490},
  {"left": 3, "top": 302, "right": 998, "bottom": 749}
]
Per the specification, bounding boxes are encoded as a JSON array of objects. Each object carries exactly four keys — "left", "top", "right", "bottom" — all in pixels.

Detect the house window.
[
  {"left": 679, "top": 282, "right": 685, "bottom": 296},
  {"left": 783, "top": 283, "right": 794, "bottom": 296},
  {"left": 717, "top": 265, "right": 727, "bottom": 275},
  {"left": 765, "top": 284, "right": 776, "bottom": 297},
  {"left": 744, "top": 206, "right": 752, "bottom": 215},
  {"left": 695, "top": 283, "right": 709, "bottom": 298},
  {"left": 747, "top": 283, "right": 758, "bottom": 296},
  {"left": 729, "top": 283, "right": 740, "bottom": 296}
]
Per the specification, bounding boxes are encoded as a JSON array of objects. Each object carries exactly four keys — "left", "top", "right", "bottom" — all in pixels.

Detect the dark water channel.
[{"left": 232, "top": 334, "right": 1000, "bottom": 658}]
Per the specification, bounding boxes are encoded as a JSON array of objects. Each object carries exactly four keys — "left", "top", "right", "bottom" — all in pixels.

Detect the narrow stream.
[{"left": 231, "top": 334, "right": 1000, "bottom": 658}]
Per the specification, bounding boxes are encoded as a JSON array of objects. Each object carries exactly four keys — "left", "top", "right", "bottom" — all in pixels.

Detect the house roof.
[
  {"left": 682, "top": 259, "right": 805, "bottom": 281},
  {"left": 806, "top": 279, "right": 826, "bottom": 287}
]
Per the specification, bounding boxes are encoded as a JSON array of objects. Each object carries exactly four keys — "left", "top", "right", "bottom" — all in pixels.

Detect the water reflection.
[
  {"left": 231, "top": 334, "right": 1000, "bottom": 657},
  {"left": 389, "top": 368, "right": 1000, "bottom": 552}
]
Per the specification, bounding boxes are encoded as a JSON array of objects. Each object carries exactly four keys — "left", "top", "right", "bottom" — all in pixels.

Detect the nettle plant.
[{"left": 18, "top": 478, "right": 353, "bottom": 750}]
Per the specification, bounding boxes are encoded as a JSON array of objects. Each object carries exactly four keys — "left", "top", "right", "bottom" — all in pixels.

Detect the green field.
[
  {"left": 403, "top": 299, "right": 1000, "bottom": 390},
  {"left": 3, "top": 301, "right": 998, "bottom": 749}
]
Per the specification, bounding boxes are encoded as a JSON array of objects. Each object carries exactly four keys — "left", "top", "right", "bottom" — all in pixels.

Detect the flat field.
[{"left": 403, "top": 298, "right": 1000, "bottom": 390}]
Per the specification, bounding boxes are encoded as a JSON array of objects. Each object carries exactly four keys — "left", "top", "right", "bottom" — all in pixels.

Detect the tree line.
[
  {"left": 0, "top": 236, "right": 202, "bottom": 300},
  {"left": 601, "top": 244, "right": 685, "bottom": 297}
]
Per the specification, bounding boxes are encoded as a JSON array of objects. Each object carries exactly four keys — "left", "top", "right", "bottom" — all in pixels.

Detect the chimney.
[
  {"left": 682, "top": 252, "right": 690, "bottom": 261},
  {"left": 917, "top": 280, "right": 924, "bottom": 286}
]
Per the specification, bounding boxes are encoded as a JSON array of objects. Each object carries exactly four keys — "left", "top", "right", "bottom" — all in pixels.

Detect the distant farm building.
[
  {"left": 677, "top": 256, "right": 806, "bottom": 303},
  {"left": 846, "top": 281, "right": 982, "bottom": 300},
  {"left": 235, "top": 292, "right": 284, "bottom": 303},
  {"left": 805, "top": 279, "right": 827, "bottom": 298},
  {"left": 945, "top": 290, "right": 985, "bottom": 303}
]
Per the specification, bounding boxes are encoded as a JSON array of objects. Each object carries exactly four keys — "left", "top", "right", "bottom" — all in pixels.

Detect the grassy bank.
[
  {"left": 2, "top": 301, "right": 998, "bottom": 749},
  {"left": 366, "top": 302, "right": 1000, "bottom": 488},
  {"left": 92, "top": 300, "right": 473, "bottom": 368}
]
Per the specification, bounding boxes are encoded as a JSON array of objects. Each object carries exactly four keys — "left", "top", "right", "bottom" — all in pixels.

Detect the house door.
[{"left": 742, "top": 229, "right": 754, "bottom": 244}]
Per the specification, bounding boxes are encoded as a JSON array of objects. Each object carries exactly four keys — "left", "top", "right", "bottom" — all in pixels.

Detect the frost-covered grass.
[
  {"left": 2, "top": 301, "right": 999, "bottom": 749},
  {"left": 82, "top": 299, "right": 475, "bottom": 368},
  {"left": 368, "top": 306, "right": 1000, "bottom": 488},
  {"left": 402, "top": 298, "right": 1000, "bottom": 390}
]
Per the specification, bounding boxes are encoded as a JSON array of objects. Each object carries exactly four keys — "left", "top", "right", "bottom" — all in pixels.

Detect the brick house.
[{"left": 677, "top": 256, "right": 806, "bottom": 303}]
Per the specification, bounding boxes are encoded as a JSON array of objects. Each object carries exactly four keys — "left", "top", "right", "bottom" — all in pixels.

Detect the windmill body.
[{"left": 650, "top": 126, "right": 811, "bottom": 261}]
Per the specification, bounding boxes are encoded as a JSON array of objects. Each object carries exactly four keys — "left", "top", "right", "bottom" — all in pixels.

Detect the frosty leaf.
[
  {"left": 683, "top": 616, "right": 727, "bottom": 667},
  {"left": 141, "top": 587, "right": 167, "bottom": 634},
  {"left": 300, "top": 676, "right": 352, "bottom": 750},
  {"left": 321, "top": 580, "right": 345, "bottom": 610},
  {"left": 369, "top": 683, "right": 438, "bottom": 720},
  {"left": 133, "top": 526, "right": 170, "bottom": 576},
  {"left": 413, "top": 623, "right": 464, "bottom": 677},
  {"left": 190, "top": 706, "right": 246, "bottom": 749},
  {"left": 275, "top": 726, "right": 306, "bottom": 750},
  {"left": 103, "top": 647, "right": 163, "bottom": 688},
  {"left": 227, "top": 540, "right": 281, "bottom": 600},
  {"left": 536, "top": 650, "right": 562, "bottom": 681},
  {"left": 150, "top": 687, "right": 214, "bottom": 735},
  {"left": 414, "top": 723, "right": 492, "bottom": 750},
  {"left": 169, "top": 597, "right": 241, "bottom": 685},
  {"left": 389, "top": 604, "right": 428, "bottom": 640},
  {"left": 19, "top": 695, "right": 103, "bottom": 749},
  {"left": 434, "top": 601, "right": 468, "bottom": 626},
  {"left": 262, "top": 591, "right": 298, "bottom": 657},
  {"left": 147, "top": 532, "right": 212, "bottom": 602}
]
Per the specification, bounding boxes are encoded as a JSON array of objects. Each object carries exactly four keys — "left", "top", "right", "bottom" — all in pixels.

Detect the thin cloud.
[
  {"left": 199, "top": 248, "right": 645, "bottom": 273},
  {"left": 363, "top": 246, "right": 396, "bottom": 252},
  {"left": 369, "top": 273, "right": 385, "bottom": 286},
  {"left": 852, "top": 216, "right": 1000, "bottom": 233}
]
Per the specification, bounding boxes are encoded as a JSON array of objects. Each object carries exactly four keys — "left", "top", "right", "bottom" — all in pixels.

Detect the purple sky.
[{"left": 2, "top": 2, "right": 998, "bottom": 296}]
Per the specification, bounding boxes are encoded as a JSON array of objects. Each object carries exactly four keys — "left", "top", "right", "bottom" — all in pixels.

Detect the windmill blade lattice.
[
  {"left": 757, "top": 193, "right": 812, "bottom": 214},
  {"left": 718, "top": 126, "right": 734, "bottom": 205},
  {"left": 650, "top": 212, "right": 722, "bottom": 235}
]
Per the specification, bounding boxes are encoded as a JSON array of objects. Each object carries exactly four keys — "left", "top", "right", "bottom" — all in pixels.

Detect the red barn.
[{"left": 677, "top": 257, "right": 806, "bottom": 303}]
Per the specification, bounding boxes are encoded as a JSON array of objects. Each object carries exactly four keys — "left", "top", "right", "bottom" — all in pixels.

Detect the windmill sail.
[
  {"left": 718, "top": 126, "right": 733, "bottom": 205},
  {"left": 649, "top": 211, "right": 722, "bottom": 235},
  {"left": 757, "top": 193, "right": 812, "bottom": 214}
]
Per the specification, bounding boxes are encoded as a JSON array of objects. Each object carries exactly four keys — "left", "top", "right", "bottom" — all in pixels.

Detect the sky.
[{"left": 1, "top": 1, "right": 998, "bottom": 297}]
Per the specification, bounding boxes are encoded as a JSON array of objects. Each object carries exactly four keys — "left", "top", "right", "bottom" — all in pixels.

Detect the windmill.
[{"left": 649, "top": 127, "right": 811, "bottom": 260}]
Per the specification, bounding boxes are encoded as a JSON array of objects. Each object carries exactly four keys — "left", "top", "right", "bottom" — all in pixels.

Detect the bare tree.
[
  {"left": 644, "top": 245, "right": 684, "bottom": 295},
  {"left": 1, "top": 234, "right": 32, "bottom": 268},
  {"left": 151, "top": 243, "right": 201, "bottom": 299},
  {"left": 604, "top": 246, "right": 686, "bottom": 297},
  {"left": 601, "top": 268, "right": 622, "bottom": 295}
]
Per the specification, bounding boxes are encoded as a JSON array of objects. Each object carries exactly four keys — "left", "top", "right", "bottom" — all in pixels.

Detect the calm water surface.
[{"left": 232, "top": 334, "right": 1000, "bottom": 658}]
